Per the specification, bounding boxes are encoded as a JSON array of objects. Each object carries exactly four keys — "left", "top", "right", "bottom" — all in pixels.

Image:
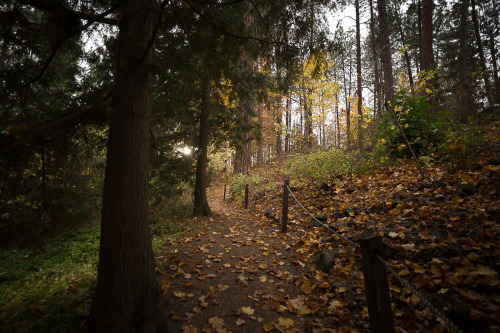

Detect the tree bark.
[
  {"left": 86, "top": 1, "right": 172, "bottom": 332},
  {"left": 421, "top": 0, "right": 439, "bottom": 115},
  {"left": 369, "top": 0, "right": 381, "bottom": 116},
  {"left": 355, "top": 0, "right": 363, "bottom": 149},
  {"left": 376, "top": 0, "right": 395, "bottom": 107},
  {"left": 301, "top": 60, "right": 312, "bottom": 151},
  {"left": 285, "top": 94, "right": 290, "bottom": 154},
  {"left": 458, "top": 0, "right": 473, "bottom": 120},
  {"left": 489, "top": 31, "right": 499, "bottom": 86},
  {"left": 257, "top": 101, "right": 264, "bottom": 166},
  {"left": 393, "top": 4, "right": 414, "bottom": 88},
  {"left": 471, "top": 0, "right": 493, "bottom": 107},
  {"left": 275, "top": 96, "right": 282, "bottom": 157},
  {"left": 193, "top": 83, "right": 212, "bottom": 218}
]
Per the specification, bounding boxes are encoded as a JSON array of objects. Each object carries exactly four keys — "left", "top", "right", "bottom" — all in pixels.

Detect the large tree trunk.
[
  {"left": 376, "top": 0, "right": 395, "bottom": 107},
  {"left": 355, "top": 0, "right": 363, "bottom": 149},
  {"left": 85, "top": 1, "right": 171, "bottom": 332},
  {"left": 471, "top": 0, "right": 493, "bottom": 107},
  {"left": 193, "top": 83, "right": 212, "bottom": 218}
]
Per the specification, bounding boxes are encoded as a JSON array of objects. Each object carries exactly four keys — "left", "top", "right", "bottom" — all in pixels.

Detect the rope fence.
[
  {"left": 222, "top": 180, "right": 465, "bottom": 333},
  {"left": 281, "top": 180, "right": 464, "bottom": 333}
]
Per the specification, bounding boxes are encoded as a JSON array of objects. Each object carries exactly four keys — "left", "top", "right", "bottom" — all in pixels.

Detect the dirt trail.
[{"left": 161, "top": 186, "right": 341, "bottom": 333}]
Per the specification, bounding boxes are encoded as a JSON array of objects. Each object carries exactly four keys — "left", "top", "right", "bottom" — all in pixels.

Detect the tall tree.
[
  {"left": 369, "top": 0, "right": 382, "bottom": 116},
  {"left": 192, "top": 82, "right": 212, "bottom": 218},
  {"left": 420, "top": 0, "right": 434, "bottom": 72},
  {"left": 421, "top": 0, "right": 439, "bottom": 114},
  {"left": 457, "top": 0, "right": 474, "bottom": 119},
  {"left": 376, "top": 0, "right": 395, "bottom": 107},
  {"left": 471, "top": 0, "right": 493, "bottom": 106},
  {"left": 355, "top": 0, "right": 363, "bottom": 148},
  {"left": 392, "top": 2, "right": 414, "bottom": 88},
  {"left": 85, "top": 0, "right": 172, "bottom": 331}
]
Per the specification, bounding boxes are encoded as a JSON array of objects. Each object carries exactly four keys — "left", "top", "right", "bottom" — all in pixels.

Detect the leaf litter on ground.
[{"left": 157, "top": 133, "right": 499, "bottom": 332}]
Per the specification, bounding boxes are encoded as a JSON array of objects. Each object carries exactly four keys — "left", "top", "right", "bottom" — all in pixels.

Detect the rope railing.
[
  {"left": 376, "top": 254, "right": 464, "bottom": 333},
  {"left": 285, "top": 184, "right": 359, "bottom": 249},
  {"left": 279, "top": 180, "right": 464, "bottom": 333}
]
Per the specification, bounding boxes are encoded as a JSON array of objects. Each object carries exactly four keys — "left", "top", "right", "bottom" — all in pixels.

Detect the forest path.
[{"left": 160, "top": 185, "right": 347, "bottom": 333}]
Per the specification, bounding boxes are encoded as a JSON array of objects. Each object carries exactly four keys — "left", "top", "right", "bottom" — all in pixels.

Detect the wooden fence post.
[
  {"left": 244, "top": 184, "right": 249, "bottom": 209},
  {"left": 281, "top": 179, "right": 289, "bottom": 233},
  {"left": 359, "top": 235, "right": 395, "bottom": 333},
  {"left": 223, "top": 184, "right": 227, "bottom": 201}
]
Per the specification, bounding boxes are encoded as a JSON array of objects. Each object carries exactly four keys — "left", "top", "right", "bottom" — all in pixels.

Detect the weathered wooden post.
[
  {"left": 281, "top": 179, "right": 289, "bottom": 233},
  {"left": 244, "top": 184, "right": 249, "bottom": 209},
  {"left": 359, "top": 235, "right": 395, "bottom": 333},
  {"left": 223, "top": 184, "right": 227, "bottom": 201}
]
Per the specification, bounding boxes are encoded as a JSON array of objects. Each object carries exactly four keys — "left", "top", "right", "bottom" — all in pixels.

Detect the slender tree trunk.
[
  {"left": 335, "top": 93, "right": 340, "bottom": 148},
  {"left": 417, "top": 0, "right": 422, "bottom": 70},
  {"left": 355, "top": 0, "right": 363, "bottom": 149},
  {"left": 421, "top": 0, "right": 439, "bottom": 114},
  {"left": 301, "top": 61, "right": 311, "bottom": 151},
  {"left": 458, "top": 0, "right": 473, "bottom": 120},
  {"left": 40, "top": 142, "right": 47, "bottom": 212},
  {"left": 86, "top": 1, "right": 172, "bottom": 331},
  {"left": 342, "top": 54, "right": 352, "bottom": 150},
  {"left": 276, "top": 97, "right": 282, "bottom": 157},
  {"left": 369, "top": 0, "right": 381, "bottom": 116},
  {"left": 193, "top": 83, "right": 212, "bottom": 218},
  {"left": 489, "top": 31, "right": 499, "bottom": 86},
  {"left": 421, "top": 0, "right": 434, "bottom": 71},
  {"left": 257, "top": 102, "right": 264, "bottom": 166},
  {"left": 471, "top": 0, "right": 493, "bottom": 107},
  {"left": 393, "top": 4, "right": 414, "bottom": 88},
  {"left": 285, "top": 94, "right": 290, "bottom": 153},
  {"left": 377, "top": 0, "right": 395, "bottom": 107}
]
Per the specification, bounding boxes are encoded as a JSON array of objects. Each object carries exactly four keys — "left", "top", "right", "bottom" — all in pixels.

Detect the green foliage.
[
  {"left": 378, "top": 90, "right": 441, "bottom": 158},
  {"left": 377, "top": 86, "right": 486, "bottom": 169},
  {"left": 0, "top": 226, "right": 100, "bottom": 332},
  {"left": 436, "top": 121, "right": 485, "bottom": 169},
  {"left": 228, "top": 173, "right": 265, "bottom": 204},
  {"left": 281, "top": 149, "right": 391, "bottom": 183}
]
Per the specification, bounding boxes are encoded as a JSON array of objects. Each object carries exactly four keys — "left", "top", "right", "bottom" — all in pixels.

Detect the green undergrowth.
[
  {"left": 0, "top": 226, "right": 100, "bottom": 332},
  {"left": 0, "top": 198, "right": 195, "bottom": 332},
  {"left": 228, "top": 148, "right": 391, "bottom": 203}
]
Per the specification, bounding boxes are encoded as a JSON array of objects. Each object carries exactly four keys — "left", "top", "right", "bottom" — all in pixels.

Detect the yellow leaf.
[
  {"left": 278, "top": 317, "right": 294, "bottom": 328},
  {"left": 208, "top": 316, "right": 225, "bottom": 328},
  {"left": 241, "top": 306, "right": 254, "bottom": 315},
  {"left": 300, "top": 281, "right": 312, "bottom": 294},
  {"left": 475, "top": 265, "right": 497, "bottom": 276},
  {"left": 297, "top": 304, "right": 311, "bottom": 316},
  {"left": 173, "top": 291, "right": 186, "bottom": 298},
  {"left": 263, "top": 322, "right": 275, "bottom": 331}
]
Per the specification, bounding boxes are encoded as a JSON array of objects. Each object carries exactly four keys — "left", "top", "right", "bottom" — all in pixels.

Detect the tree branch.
[
  {"left": 184, "top": 0, "right": 274, "bottom": 45},
  {"left": 18, "top": 0, "right": 118, "bottom": 25},
  {"left": 0, "top": 92, "right": 113, "bottom": 157}
]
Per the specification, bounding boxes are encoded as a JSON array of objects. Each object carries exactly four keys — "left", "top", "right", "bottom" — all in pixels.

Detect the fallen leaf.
[
  {"left": 241, "top": 306, "right": 255, "bottom": 315},
  {"left": 277, "top": 317, "right": 294, "bottom": 328}
]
